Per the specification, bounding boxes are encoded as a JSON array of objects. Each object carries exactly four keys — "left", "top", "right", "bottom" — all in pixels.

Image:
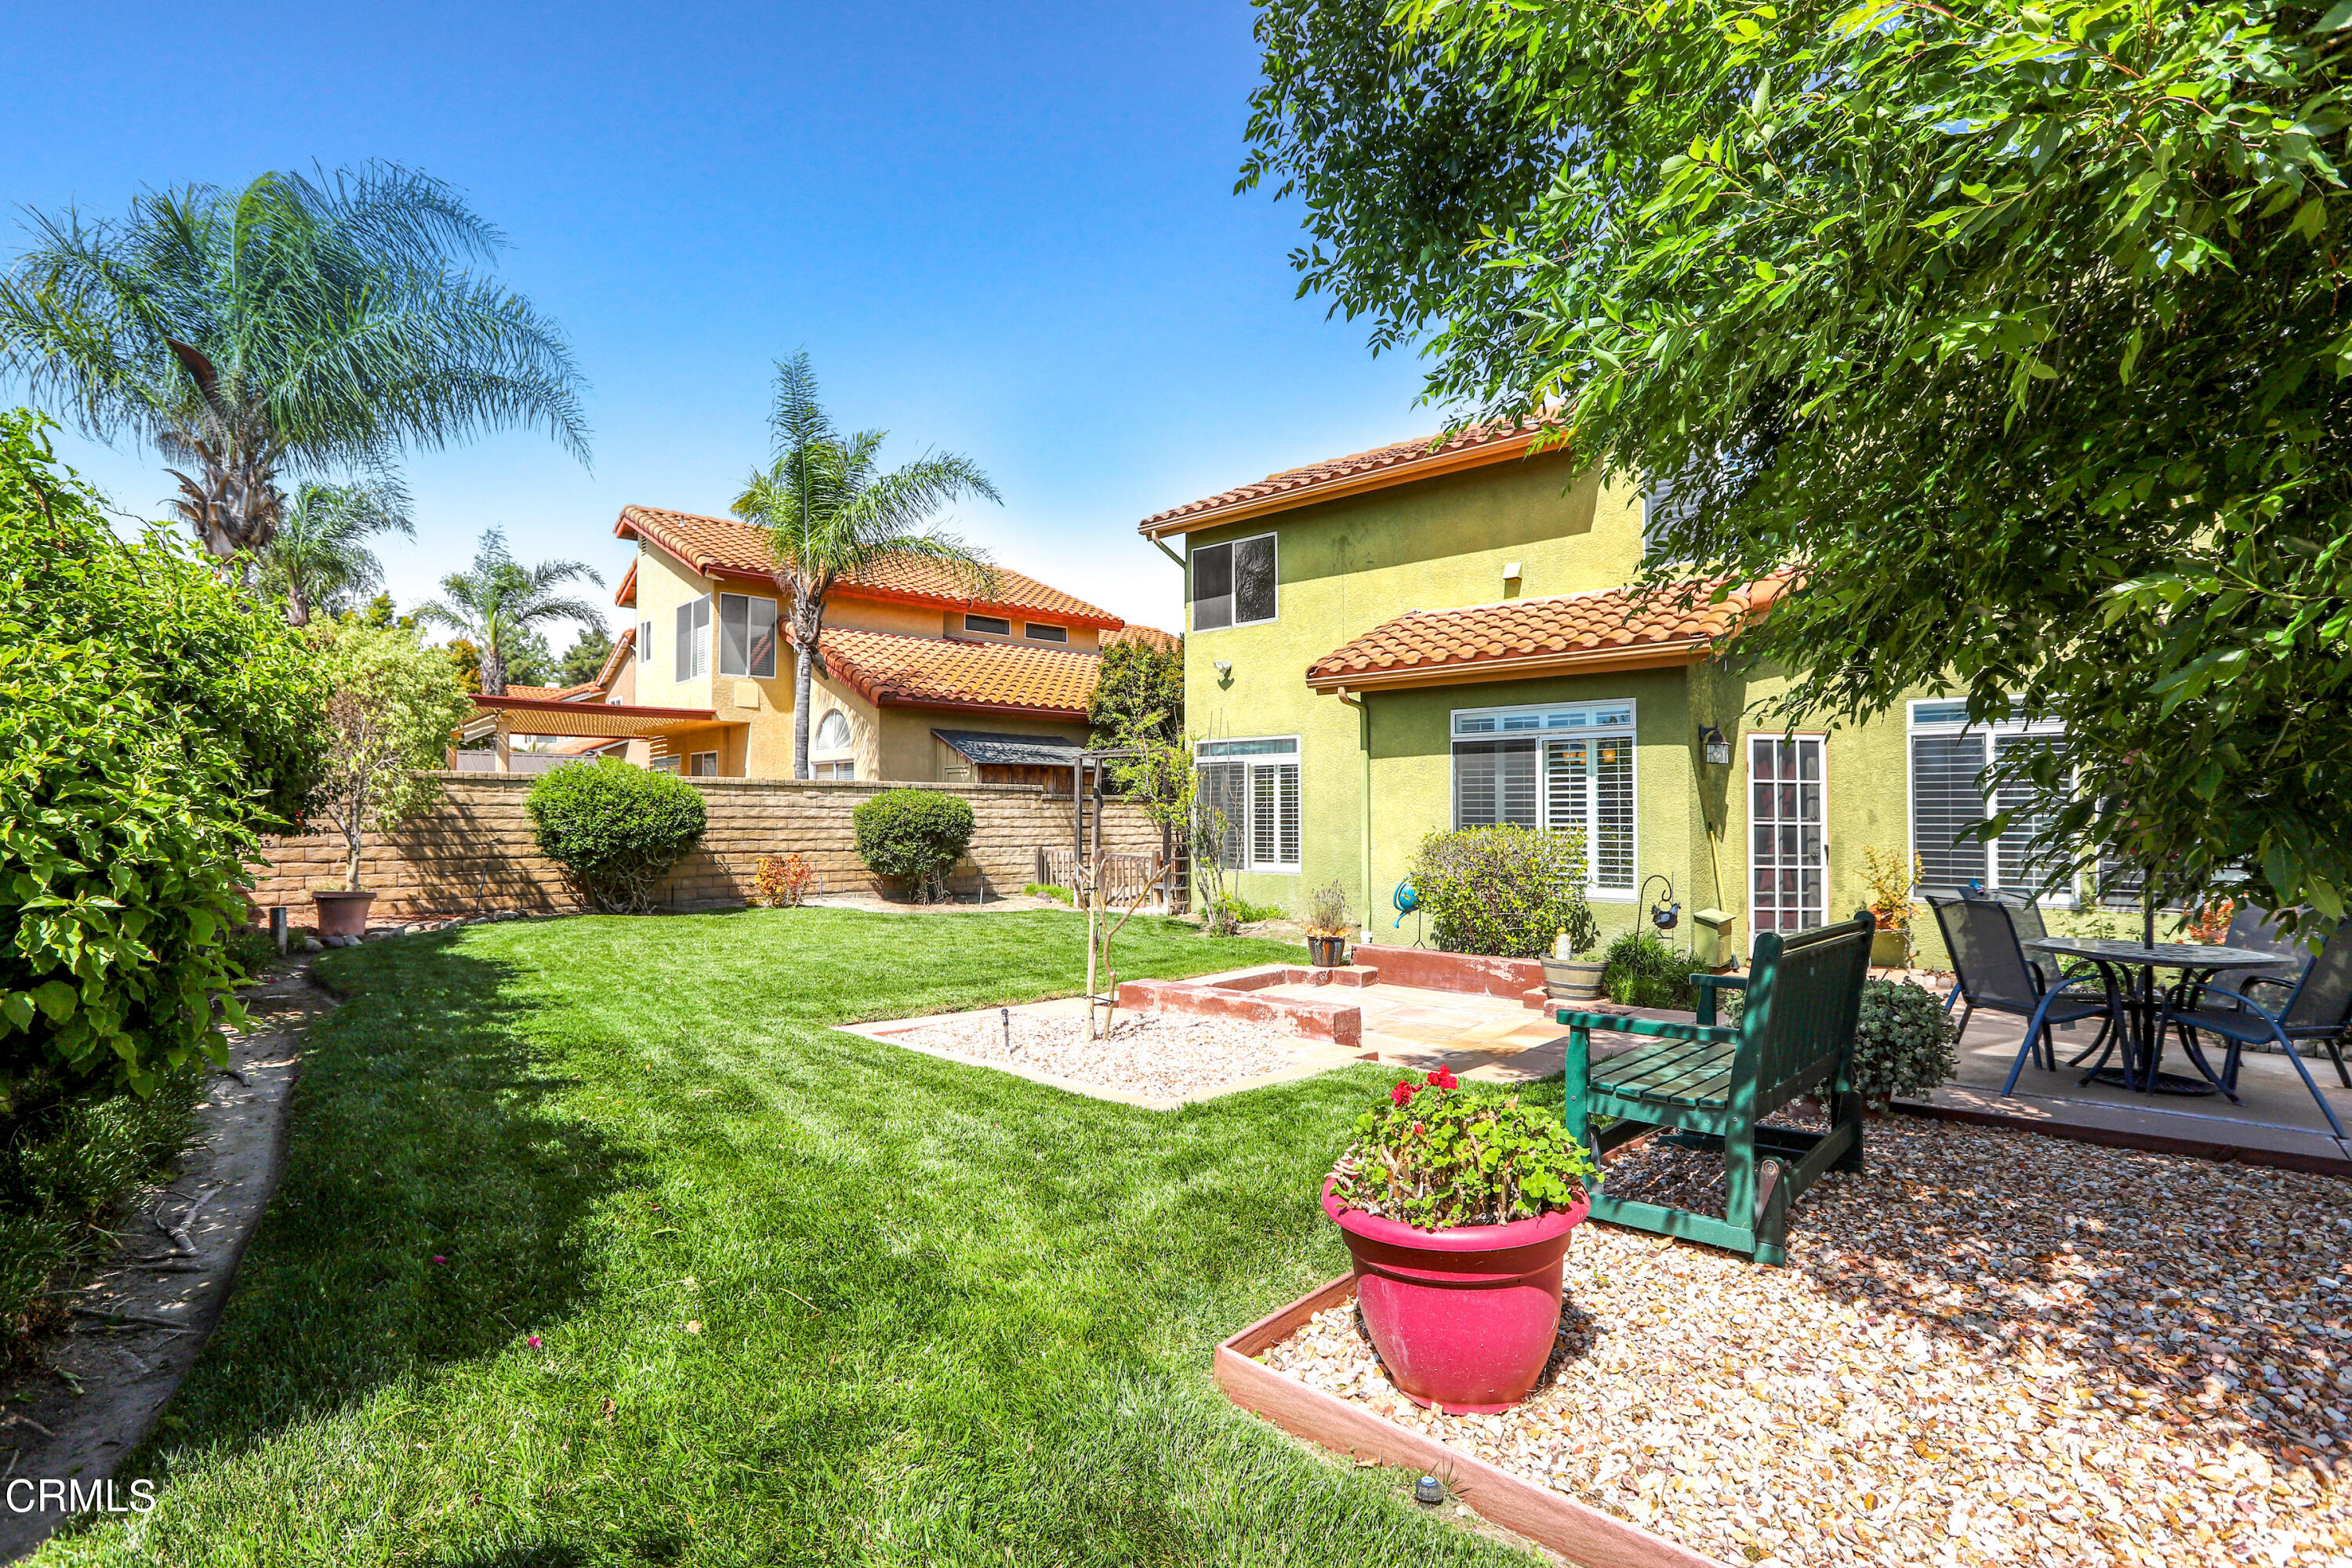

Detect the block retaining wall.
[{"left": 249, "top": 772, "right": 1167, "bottom": 924}]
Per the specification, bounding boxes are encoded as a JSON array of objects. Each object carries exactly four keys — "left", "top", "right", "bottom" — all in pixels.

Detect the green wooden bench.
[{"left": 1557, "top": 910, "right": 1874, "bottom": 1266}]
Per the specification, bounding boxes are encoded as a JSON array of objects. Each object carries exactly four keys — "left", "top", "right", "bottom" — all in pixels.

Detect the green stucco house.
[{"left": 1139, "top": 425, "right": 2077, "bottom": 964}]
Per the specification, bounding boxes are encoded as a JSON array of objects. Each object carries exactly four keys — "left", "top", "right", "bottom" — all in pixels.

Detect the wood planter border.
[{"left": 1214, "top": 1274, "right": 1730, "bottom": 1568}]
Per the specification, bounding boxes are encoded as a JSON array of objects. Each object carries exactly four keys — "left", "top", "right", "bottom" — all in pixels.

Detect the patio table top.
[{"left": 2022, "top": 937, "right": 2287, "bottom": 970}]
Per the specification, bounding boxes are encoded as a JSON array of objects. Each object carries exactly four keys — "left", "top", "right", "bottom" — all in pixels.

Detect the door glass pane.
[
  {"left": 1592, "top": 739, "right": 1633, "bottom": 889},
  {"left": 1750, "top": 735, "right": 1826, "bottom": 931},
  {"left": 1544, "top": 740, "right": 1592, "bottom": 883},
  {"left": 1992, "top": 733, "right": 2067, "bottom": 895}
]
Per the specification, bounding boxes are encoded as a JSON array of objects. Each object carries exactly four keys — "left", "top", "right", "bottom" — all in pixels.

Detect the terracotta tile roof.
[
  {"left": 595, "top": 626, "right": 635, "bottom": 691},
  {"left": 498, "top": 681, "right": 601, "bottom": 703},
  {"left": 1138, "top": 421, "right": 1554, "bottom": 537},
  {"left": 1101, "top": 624, "right": 1181, "bottom": 655},
  {"left": 815, "top": 626, "right": 1101, "bottom": 717},
  {"left": 1305, "top": 579, "right": 1788, "bottom": 692},
  {"left": 614, "top": 505, "right": 1123, "bottom": 629}
]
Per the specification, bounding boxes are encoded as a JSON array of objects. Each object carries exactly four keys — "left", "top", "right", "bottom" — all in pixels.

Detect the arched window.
[{"left": 814, "top": 710, "right": 851, "bottom": 753}]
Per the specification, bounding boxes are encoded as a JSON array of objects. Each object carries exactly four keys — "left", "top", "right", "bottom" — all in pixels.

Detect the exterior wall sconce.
[
  {"left": 1214, "top": 660, "right": 1232, "bottom": 677},
  {"left": 1502, "top": 561, "right": 1523, "bottom": 585},
  {"left": 1699, "top": 724, "right": 1733, "bottom": 766}
]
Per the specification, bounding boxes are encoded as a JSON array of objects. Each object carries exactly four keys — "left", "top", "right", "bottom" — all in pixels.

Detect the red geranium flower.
[
  {"left": 1390, "top": 1080, "right": 1417, "bottom": 1106},
  {"left": 1428, "top": 1065, "right": 1458, "bottom": 1092}
]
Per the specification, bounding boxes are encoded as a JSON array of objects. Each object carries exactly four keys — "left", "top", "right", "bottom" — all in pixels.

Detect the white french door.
[{"left": 1749, "top": 734, "right": 1827, "bottom": 933}]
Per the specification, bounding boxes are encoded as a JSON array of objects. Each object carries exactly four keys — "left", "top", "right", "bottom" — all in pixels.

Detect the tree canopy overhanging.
[{"left": 1243, "top": 0, "right": 2352, "bottom": 925}]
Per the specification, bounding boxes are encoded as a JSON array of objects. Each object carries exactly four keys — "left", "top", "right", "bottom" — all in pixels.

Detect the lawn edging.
[{"left": 1214, "top": 1273, "right": 1731, "bottom": 1568}]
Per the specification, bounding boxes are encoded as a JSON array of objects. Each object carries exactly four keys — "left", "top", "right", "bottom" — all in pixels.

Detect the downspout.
[
  {"left": 1336, "top": 688, "right": 1370, "bottom": 938},
  {"left": 1148, "top": 534, "right": 1185, "bottom": 570}
]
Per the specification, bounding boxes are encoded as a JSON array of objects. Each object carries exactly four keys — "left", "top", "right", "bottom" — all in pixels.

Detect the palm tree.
[
  {"left": 0, "top": 162, "right": 590, "bottom": 561},
  {"left": 416, "top": 529, "right": 604, "bottom": 696},
  {"left": 731, "top": 353, "right": 1001, "bottom": 779},
  {"left": 256, "top": 479, "right": 415, "bottom": 626}
]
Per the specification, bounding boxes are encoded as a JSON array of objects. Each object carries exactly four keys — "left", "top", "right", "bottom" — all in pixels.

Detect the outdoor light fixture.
[
  {"left": 1214, "top": 660, "right": 1232, "bottom": 677},
  {"left": 1502, "top": 560, "right": 1522, "bottom": 583},
  {"left": 1699, "top": 723, "right": 1733, "bottom": 766}
]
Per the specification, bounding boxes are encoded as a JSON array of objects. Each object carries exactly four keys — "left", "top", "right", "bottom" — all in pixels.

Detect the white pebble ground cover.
[
  {"left": 890, "top": 1008, "right": 1303, "bottom": 1101},
  {"left": 1260, "top": 1120, "right": 2350, "bottom": 1567}
]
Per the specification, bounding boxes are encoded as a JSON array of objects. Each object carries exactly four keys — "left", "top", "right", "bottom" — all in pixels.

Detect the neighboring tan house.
[
  {"left": 582, "top": 505, "right": 1126, "bottom": 781},
  {"left": 1140, "top": 426, "right": 2075, "bottom": 960}
]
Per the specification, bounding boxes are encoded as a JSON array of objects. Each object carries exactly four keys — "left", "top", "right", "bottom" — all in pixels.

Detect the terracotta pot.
[
  {"left": 1541, "top": 956, "right": 1606, "bottom": 1001},
  {"left": 1321, "top": 1180, "right": 1587, "bottom": 1414},
  {"left": 1307, "top": 934, "right": 1348, "bottom": 968},
  {"left": 310, "top": 890, "right": 376, "bottom": 939}
]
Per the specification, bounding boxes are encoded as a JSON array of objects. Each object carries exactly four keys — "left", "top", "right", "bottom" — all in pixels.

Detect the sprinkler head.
[{"left": 1414, "top": 1475, "right": 1445, "bottom": 1505}]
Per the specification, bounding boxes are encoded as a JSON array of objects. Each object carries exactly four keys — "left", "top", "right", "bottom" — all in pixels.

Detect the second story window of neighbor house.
[
  {"left": 675, "top": 595, "right": 711, "bottom": 680},
  {"left": 719, "top": 593, "right": 778, "bottom": 678},
  {"left": 963, "top": 613, "right": 1011, "bottom": 636},
  {"left": 638, "top": 616, "right": 653, "bottom": 668},
  {"left": 1191, "top": 533, "right": 1276, "bottom": 630},
  {"left": 1023, "top": 622, "right": 1067, "bottom": 643}
]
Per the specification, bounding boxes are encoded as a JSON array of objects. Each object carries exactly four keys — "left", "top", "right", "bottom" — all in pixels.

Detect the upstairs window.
[
  {"left": 673, "top": 596, "right": 710, "bottom": 680},
  {"left": 1450, "top": 702, "right": 1635, "bottom": 895},
  {"left": 718, "top": 593, "right": 778, "bottom": 678},
  {"left": 1023, "top": 622, "right": 1068, "bottom": 644},
  {"left": 963, "top": 613, "right": 1011, "bottom": 636},
  {"left": 637, "top": 618, "right": 653, "bottom": 669},
  {"left": 813, "top": 710, "right": 852, "bottom": 753},
  {"left": 1191, "top": 533, "right": 1276, "bottom": 630}
]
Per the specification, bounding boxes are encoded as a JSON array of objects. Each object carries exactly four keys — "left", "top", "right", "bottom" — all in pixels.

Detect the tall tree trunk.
[
  {"left": 790, "top": 600, "right": 819, "bottom": 780},
  {"left": 481, "top": 642, "right": 506, "bottom": 697},
  {"left": 285, "top": 580, "right": 311, "bottom": 628}
]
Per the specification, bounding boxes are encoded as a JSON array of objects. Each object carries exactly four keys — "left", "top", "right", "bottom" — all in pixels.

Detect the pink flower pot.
[
  {"left": 310, "top": 890, "right": 376, "bottom": 939},
  {"left": 1322, "top": 1180, "right": 1586, "bottom": 1414}
]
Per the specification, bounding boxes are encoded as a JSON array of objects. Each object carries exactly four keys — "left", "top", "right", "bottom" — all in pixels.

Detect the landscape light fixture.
[
  {"left": 1214, "top": 660, "right": 1232, "bottom": 677},
  {"left": 1699, "top": 723, "right": 1733, "bottom": 766}
]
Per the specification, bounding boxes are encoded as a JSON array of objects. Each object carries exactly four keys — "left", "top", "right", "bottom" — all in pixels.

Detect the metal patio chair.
[
  {"left": 1926, "top": 894, "right": 2120, "bottom": 1091},
  {"left": 2161, "top": 920, "right": 2352, "bottom": 1141}
]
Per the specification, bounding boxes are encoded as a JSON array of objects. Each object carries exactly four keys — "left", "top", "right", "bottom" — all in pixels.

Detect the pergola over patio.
[{"left": 454, "top": 694, "right": 717, "bottom": 772}]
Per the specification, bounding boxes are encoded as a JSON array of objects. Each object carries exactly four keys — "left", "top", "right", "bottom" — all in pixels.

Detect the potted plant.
[
  {"left": 1302, "top": 880, "right": 1352, "bottom": 967},
  {"left": 1323, "top": 1067, "right": 1601, "bottom": 1414},
  {"left": 1862, "top": 846, "right": 1924, "bottom": 968},
  {"left": 305, "top": 622, "right": 472, "bottom": 942},
  {"left": 1541, "top": 898, "right": 1606, "bottom": 1001}
]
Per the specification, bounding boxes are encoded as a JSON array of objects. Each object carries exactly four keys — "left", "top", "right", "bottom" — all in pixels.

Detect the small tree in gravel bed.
[
  {"left": 527, "top": 761, "right": 707, "bottom": 913},
  {"left": 851, "top": 789, "right": 974, "bottom": 903}
]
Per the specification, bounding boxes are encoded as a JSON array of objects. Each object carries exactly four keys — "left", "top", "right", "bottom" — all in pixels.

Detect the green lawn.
[{"left": 39, "top": 909, "right": 1549, "bottom": 1566}]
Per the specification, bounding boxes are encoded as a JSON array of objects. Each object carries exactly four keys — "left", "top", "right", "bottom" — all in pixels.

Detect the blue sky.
[{"left": 2, "top": 0, "right": 1439, "bottom": 645}]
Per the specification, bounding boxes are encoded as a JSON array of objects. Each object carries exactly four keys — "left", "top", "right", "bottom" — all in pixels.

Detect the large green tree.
[
  {"left": 0, "top": 411, "right": 326, "bottom": 1097},
  {"left": 415, "top": 529, "right": 603, "bottom": 697},
  {"left": 1243, "top": 0, "right": 2352, "bottom": 926},
  {"left": 0, "top": 162, "right": 590, "bottom": 560},
  {"left": 732, "top": 352, "right": 1000, "bottom": 779}
]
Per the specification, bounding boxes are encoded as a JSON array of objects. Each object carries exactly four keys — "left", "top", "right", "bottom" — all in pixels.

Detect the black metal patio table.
[{"left": 2022, "top": 937, "right": 2286, "bottom": 1096}]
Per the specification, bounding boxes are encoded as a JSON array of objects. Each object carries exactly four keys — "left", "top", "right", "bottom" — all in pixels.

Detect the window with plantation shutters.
[
  {"left": 1451, "top": 702, "right": 1635, "bottom": 896},
  {"left": 1908, "top": 700, "right": 2074, "bottom": 900},
  {"left": 1196, "top": 737, "right": 1299, "bottom": 872}
]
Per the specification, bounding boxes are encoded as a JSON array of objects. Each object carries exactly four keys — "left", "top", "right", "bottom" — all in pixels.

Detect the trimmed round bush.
[
  {"left": 1407, "top": 825, "right": 1599, "bottom": 959},
  {"left": 526, "top": 761, "right": 707, "bottom": 913},
  {"left": 853, "top": 789, "right": 975, "bottom": 902}
]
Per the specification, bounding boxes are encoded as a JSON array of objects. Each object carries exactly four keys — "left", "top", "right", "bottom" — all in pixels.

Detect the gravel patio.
[{"left": 1254, "top": 1116, "right": 2350, "bottom": 1568}]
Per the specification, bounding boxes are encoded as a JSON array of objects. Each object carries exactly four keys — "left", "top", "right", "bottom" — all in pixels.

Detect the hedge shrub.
[
  {"left": 526, "top": 761, "right": 708, "bottom": 913},
  {"left": 1407, "top": 825, "right": 1599, "bottom": 959},
  {"left": 1602, "top": 927, "right": 1696, "bottom": 1010},
  {"left": 853, "top": 789, "right": 975, "bottom": 902},
  {"left": 0, "top": 412, "right": 327, "bottom": 1102}
]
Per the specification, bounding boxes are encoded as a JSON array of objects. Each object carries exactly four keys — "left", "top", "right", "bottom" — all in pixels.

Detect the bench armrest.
[
  {"left": 1555, "top": 1010, "right": 1737, "bottom": 1045},
  {"left": 1691, "top": 972, "right": 1747, "bottom": 1026}
]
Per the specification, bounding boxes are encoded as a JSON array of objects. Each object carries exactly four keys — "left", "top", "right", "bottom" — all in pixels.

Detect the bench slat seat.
[{"left": 1560, "top": 911, "right": 1874, "bottom": 1267}]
